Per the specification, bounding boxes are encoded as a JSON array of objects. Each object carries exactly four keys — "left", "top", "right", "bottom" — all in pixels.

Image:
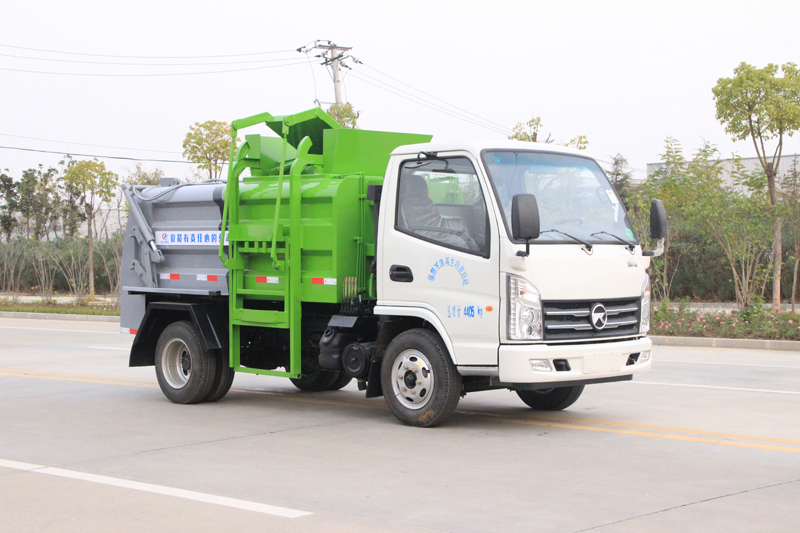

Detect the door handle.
[{"left": 389, "top": 265, "right": 414, "bottom": 283}]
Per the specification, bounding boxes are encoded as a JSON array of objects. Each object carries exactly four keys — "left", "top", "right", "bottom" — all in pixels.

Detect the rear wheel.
[
  {"left": 204, "top": 349, "right": 235, "bottom": 402},
  {"left": 155, "top": 321, "right": 215, "bottom": 404},
  {"left": 381, "top": 329, "right": 461, "bottom": 427},
  {"left": 326, "top": 372, "right": 352, "bottom": 391},
  {"left": 290, "top": 359, "right": 339, "bottom": 392},
  {"left": 516, "top": 385, "right": 584, "bottom": 411}
]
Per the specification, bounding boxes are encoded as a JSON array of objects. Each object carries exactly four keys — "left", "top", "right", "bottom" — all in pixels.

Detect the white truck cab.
[{"left": 376, "top": 140, "right": 657, "bottom": 395}]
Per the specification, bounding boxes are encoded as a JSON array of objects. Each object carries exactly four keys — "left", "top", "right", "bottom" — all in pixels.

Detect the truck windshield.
[{"left": 481, "top": 151, "right": 638, "bottom": 246}]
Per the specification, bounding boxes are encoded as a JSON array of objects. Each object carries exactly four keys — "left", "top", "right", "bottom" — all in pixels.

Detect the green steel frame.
[
  {"left": 219, "top": 110, "right": 336, "bottom": 378},
  {"left": 218, "top": 108, "right": 431, "bottom": 379}
]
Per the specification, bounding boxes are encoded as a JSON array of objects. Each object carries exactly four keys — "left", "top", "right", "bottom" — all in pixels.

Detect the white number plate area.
[{"left": 583, "top": 353, "right": 623, "bottom": 374}]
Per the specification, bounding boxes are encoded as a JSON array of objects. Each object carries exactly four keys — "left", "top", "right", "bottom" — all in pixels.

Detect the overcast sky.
[{"left": 1, "top": 0, "right": 799, "bottom": 182}]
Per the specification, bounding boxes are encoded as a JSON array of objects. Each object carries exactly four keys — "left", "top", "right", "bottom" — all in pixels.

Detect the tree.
[
  {"left": 509, "top": 114, "right": 588, "bottom": 149},
  {"left": 182, "top": 120, "right": 236, "bottom": 181},
  {"left": 58, "top": 175, "right": 85, "bottom": 238},
  {"left": 509, "top": 115, "right": 545, "bottom": 142},
  {"left": 0, "top": 169, "right": 17, "bottom": 242},
  {"left": 36, "top": 166, "right": 61, "bottom": 241},
  {"left": 55, "top": 155, "right": 84, "bottom": 239},
  {"left": 713, "top": 62, "right": 800, "bottom": 308},
  {"left": 17, "top": 165, "right": 59, "bottom": 241},
  {"left": 607, "top": 154, "right": 633, "bottom": 204},
  {"left": 682, "top": 146, "right": 773, "bottom": 310},
  {"left": 0, "top": 238, "right": 26, "bottom": 300},
  {"left": 782, "top": 158, "right": 800, "bottom": 313},
  {"left": 63, "top": 159, "right": 119, "bottom": 298},
  {"left": 650, "top": 140, "right": 773, "bottom": 310},
  {"left": 125, "top": 162, "right": 164, "bottom": 186},
  {"left": 326, "top": 103, "right": 359, "bottom": 129}
]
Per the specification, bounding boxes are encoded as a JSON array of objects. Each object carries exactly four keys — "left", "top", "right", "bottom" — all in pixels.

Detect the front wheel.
[
  {"left": 516, "top": 385, "right": 584, "bottom": 411},
  {"left": 381, "top": 329, "right": 461, "bottom": 427}
]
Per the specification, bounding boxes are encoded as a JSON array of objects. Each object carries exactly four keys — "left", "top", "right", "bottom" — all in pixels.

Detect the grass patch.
[
  {"left": 651, "top": 301, "right": 800, "bottom": 341},
  {"left": 0, "top": 301, "right": 119, "bottom": 316}
]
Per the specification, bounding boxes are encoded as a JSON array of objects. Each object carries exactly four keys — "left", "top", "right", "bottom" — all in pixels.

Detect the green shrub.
[{"left": 651, "top": 305, "right": 800, "bottom": 340}]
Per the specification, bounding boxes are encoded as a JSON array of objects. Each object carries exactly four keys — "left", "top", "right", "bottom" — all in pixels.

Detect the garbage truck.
[{"left": 120, "top": 107, "right": 667, "bottom": 427}]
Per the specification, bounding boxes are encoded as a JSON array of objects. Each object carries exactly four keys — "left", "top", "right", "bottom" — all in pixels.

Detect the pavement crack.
[{"left": 574, "top": 477, "right": 800, "bottom": 532}]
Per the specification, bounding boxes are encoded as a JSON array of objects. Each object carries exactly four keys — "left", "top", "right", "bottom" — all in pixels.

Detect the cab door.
[{"left": 378, "top": 153, "right": 500, "bottom": 366}]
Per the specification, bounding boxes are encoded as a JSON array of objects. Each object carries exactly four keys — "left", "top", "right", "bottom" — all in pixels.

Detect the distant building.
[{"left": 76, "top": 205, "right": 126, "bottom": 239}]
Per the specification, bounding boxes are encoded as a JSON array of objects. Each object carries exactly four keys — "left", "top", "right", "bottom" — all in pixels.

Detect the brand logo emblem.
[{"left": 590, "top": 303, "right": 608, "bottom": 331}]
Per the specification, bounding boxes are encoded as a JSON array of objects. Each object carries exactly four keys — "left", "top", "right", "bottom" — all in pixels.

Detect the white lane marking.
[
  {"left": 657, "top": 360, "right": 800, "bottom": 369},
  {"left": 630, "top": 381, "right": 800, "bottom": 395},
  {"left": 0, "top": 459, "right": 42, "bottom": 470},
  {"left": 0, "top": 327, "right": 118, "bottom": 334},
  {"left": 0, "top": 458, "right": 311, "bottom": 518}
]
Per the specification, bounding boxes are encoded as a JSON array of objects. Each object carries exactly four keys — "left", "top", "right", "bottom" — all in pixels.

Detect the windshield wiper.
[
  {"left": 591, "top": 231, "right": 636, "bottom": 252},
  {"left": 539, "top": 229, "right": 593, "bottom": 253}
]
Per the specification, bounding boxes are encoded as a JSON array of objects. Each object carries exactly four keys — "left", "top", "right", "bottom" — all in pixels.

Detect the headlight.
[
  {"left": 640, "top": 274, "right": 650, "bottom": 334},
  {"left": 508, "top": 274, "right": 543, "bottom": 340}
]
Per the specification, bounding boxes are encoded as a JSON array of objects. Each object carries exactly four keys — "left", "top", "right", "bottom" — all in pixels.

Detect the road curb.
[
  {"left": 650, "top": 335, "right": 800, "bottom": 352},
  {"left": 0, "top": 312, "right": 120, "bottom": 323}
]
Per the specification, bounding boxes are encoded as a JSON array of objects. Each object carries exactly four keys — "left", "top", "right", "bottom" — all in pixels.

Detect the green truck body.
[{"left": 220, "top": 108, "right": 430, "bottom": 379}]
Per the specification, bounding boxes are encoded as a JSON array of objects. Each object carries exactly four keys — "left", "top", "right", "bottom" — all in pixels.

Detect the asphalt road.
[{"left": 1, "top": 317, "right": 798, "bottom": 532}]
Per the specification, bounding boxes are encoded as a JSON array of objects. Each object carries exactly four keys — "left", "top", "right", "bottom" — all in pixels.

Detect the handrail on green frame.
[
  {"left": 218, "top": 129, "right": 254, "bottom": 265},
  {"left": 219, "top": 107, "right": 341, "bottom": 266},
  {"left": 270, "top": 121, "right": 289, "bottom": 270}
]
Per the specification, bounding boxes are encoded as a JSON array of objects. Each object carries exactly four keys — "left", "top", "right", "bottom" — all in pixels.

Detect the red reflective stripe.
[
  {"left": 169, "top": 273, "right": 180, "bottom": 280},
  {"left": 255, "top": 276, "right": 267, "bottom": 283},
  {"left": 207, "top": 275, "right": 218, "bottom": 282},
  {"left": 311, "top": 278, "right": 323, "bottom": 285},
  {"left": 130, "top": 329, "right": 138, "bottom": 335}
]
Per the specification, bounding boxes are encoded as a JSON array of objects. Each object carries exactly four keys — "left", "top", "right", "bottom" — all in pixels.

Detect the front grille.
[{"left": 542, "top": 297, "right": 640, "bottom": 341}]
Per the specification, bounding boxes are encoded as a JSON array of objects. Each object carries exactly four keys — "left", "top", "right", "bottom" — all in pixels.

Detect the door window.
[{"left": 395, "top": 157, "right": 489, "bottom": 257}]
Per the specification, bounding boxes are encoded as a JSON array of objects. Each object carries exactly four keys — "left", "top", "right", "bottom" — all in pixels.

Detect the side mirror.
[
  {"left": 512, "top": 195, "right": 540, "bottom": 259},
  {"left": 650, "top": 199, "right": 667, "bottom": 240}
]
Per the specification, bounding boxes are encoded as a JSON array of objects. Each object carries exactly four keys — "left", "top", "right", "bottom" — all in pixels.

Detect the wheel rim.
[
  {"left": 391, "top": 349, "right": 434, "bottom": 410},
  {"left": 162, "top": 338, "right": 192, "bottom": 389}
]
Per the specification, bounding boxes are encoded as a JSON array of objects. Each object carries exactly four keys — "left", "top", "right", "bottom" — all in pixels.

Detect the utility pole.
[{"left": 297, "top": 41, "right": 356, "bottom": 105}]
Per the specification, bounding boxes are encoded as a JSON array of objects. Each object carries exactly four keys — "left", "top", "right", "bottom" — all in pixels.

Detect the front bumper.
[{"left": 498, "top": 337, "right": 652, "bottom": 383}]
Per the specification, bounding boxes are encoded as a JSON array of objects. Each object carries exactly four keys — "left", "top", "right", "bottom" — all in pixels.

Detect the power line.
[
  {"left": 0, "top": 52, "right": 301, "bottom": 67},
  {"left": 297, "top": 41, "right": 511, "bottom": 135},
  {"left": 0, "top": 145, "right": 193, "bottom": 164},
  {"left": 300, "top": 49, "right": 320, "bottom": 106},
  {"left": 0, "top": 133, "right": 181, "bottom": 154},
  {"left": 0, "top": 43, "right": 296, "bottom": 59},
  {"left": 347, "top": 72, "right": 511, "bottom": 136},
  {"left": 0, "top": 60, "right": 309, "bottom": 77},
  {"left": 359, "top": 63, "right": 513, "bottom": 135},
  {"left": 348, "top": 71, "right": 509, "bottom": 135}
]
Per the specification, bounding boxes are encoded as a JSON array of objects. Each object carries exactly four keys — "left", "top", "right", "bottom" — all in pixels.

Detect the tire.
[
  {"left": 381, "top": 328, "right": 462, "bottom": 427},
  {"left": 155, "top": 321, "right": 216, "bottom": 404},
  {"left": 204, "top": 349, "right": 235, "bottom": 402},
  {"left": 516, "top": 385, "right": 585, "bottom": 411},
  {"left": 290, "top": 363, "right": 339, "bottom": 392},
  {"left": 326, "top": 372, "right": 353, "bottom": 391}
]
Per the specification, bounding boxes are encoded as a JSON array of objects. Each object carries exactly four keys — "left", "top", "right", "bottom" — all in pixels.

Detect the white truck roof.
[{"left": 390, "top": 139, "right": 599, "bottom": 163}]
